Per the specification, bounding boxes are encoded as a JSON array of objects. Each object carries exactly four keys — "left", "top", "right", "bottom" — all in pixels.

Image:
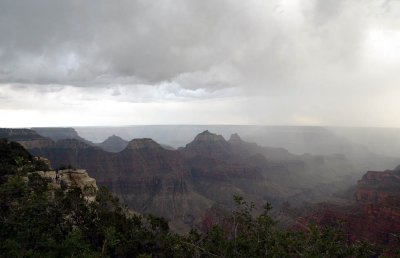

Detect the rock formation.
[
  {"left": 300, "top": 167, "right": 400, "bottom": 248},
  {"left": 180, "top": 130, "right": 234, "bottom": 161},
  {"left": 31, "top": 167, "right": 98, "bottom": 202},
  {"left": 97, "top": 134, "right": 128, "bottom": 152}
]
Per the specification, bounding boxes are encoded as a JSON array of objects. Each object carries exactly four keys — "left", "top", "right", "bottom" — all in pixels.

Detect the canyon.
[
  {"left": 1, "top": 126, "right": 400, "bottom": 249},
  {"left": 0, "top": 127, "right": 362, "bottom": 231}
]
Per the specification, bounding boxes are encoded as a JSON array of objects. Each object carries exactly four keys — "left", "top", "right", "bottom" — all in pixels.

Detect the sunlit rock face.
[
  {"left": 58, "top": 169, "right": 98, "bottom": 190},
  {"left": 34, "top": 168, "right": 98, "bottom": 202},
  {"left": 37, "top": 169, "right": 97, "bottom": 189}
]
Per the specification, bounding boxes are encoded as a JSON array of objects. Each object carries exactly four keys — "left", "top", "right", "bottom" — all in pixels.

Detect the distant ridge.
[
  {"left": 0, "top": 128, "right": 46, "bottom": 141},
  {"left": 32, "top": 127, "right": 94, "bottom": 146}
]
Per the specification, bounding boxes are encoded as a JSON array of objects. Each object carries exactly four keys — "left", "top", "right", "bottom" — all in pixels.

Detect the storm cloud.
[{"left": 0, "top": 0, "right": 400, "bottom": 126}]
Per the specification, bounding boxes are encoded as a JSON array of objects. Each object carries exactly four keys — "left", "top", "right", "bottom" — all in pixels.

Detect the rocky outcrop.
[
  {"left": 37, "top": 169, "right": 97, "bottom": 189},
  {"left": 58, "top": 169, "right": 97, "bottom": 189},
  {"left": 35, "top": 168, "right": 98, "bottom": 202}
]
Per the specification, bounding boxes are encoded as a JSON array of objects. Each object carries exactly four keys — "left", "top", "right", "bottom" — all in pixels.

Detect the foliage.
[
  {"left": 0, "top": 138, "right": 50, "bottom": 180},
  {"left": 0, "top": 173, "right": 180, "bottom": 257},
  {"left": 182, "top": 195, "right": 377, "bottom": 258}
]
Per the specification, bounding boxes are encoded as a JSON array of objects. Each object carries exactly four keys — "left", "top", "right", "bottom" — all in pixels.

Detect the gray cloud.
[
  {"left": 0, "top": 0, "right": 257, "bottom": 86},
  {"left": 0, "top": 0, "right": 400, "bottom": 126},
  {"left": 0, "top": 0, "right": 377, "bottom": 87}
]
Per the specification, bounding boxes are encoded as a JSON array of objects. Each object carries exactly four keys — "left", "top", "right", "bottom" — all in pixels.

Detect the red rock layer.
[{"left": 300, "top": 168, "right": 400, "bottom": 249}]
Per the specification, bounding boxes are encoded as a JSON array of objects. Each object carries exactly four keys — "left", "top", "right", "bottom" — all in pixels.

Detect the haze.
[{"left": 1, "top": 0, "right": 400, "bottom": 127}]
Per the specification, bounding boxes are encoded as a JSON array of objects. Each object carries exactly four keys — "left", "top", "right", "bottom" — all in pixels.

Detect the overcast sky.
[{"left": 0, "top": 0, "right": 400, "bottom": 127}]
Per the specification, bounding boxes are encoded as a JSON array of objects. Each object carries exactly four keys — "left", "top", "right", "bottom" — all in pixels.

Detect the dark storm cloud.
[
  {"left": 1, "top": 0, "right": 400, "bottom": 127},
  {"left": 1, "top": 0, "right": 385, "bottom": 91},
  {"left": 0, "top": 0, "right": 259, "bottom": 87}
]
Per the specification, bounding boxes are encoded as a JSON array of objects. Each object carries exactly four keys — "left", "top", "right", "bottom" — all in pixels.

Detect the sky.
[{"left": 0, "top": 0, "right": 400, "bottom": 127}]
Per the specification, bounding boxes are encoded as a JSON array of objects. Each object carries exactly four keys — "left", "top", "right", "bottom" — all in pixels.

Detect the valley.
[
  {"left": 0, "top": 127, "right": 375, "bottom": 231},
  {"left": 1, "top": 126, "right": 400, "bottom": 253}
]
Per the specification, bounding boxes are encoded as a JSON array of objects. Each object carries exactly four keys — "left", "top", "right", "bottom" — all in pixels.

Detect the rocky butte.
[{"left": 97, "top": 134, "right": 128, "bottom": 152}]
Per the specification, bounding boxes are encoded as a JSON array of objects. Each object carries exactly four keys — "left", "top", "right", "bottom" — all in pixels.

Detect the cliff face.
[
  {"left": 111, "top": 139, "right": 214, "bottom": 229},
  {"left": 302, "top": 168, "right": 400, "bottom": 247},
  {"left": 181, "top": 132, "right": 270, "bottom": 207},
  {"left": 352, "top": 169, "right": 400, "bottom": 245},
  {"left": 355, "top": 170, "right": 400, "bottom": 203}
]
